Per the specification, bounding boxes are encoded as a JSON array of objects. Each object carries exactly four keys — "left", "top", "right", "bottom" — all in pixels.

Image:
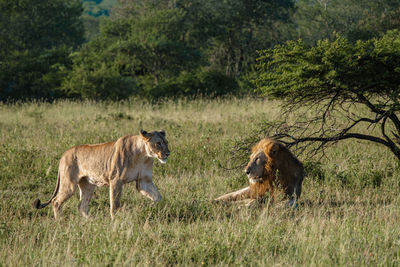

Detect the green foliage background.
[
  {"left": 3, "top": 0, "right": 399, "bottom": 101},
  {"left": 0, "top": 0, "right": 84, "bottom": 100}
]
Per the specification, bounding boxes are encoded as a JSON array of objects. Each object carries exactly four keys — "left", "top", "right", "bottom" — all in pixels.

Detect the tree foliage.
[
  {"left": 202, "top": 0, "right": 295, "bottom": 77},
  {"left": 0, "top": 0, "right": 84, "bottom": 53},
  {"left": 3, "top": 0, "right": 400, "bottom": 100},
  {"left": 294, "top": 0, "right": 400, "bottom": 45},
  {"left": 60, "top": 39, "right": 139, "bottom": 100},
  {"left": 0, "top": 0, "right": 84, "bottom": 101},
  {"left": 61, "top": 4, "right": 206, "bottom": 99},
  {"left": 255, "top": 30, "right": 400, "bottom": 161},
  {"left": 62, "top": 0, "right": 294, "bottom": 99}
]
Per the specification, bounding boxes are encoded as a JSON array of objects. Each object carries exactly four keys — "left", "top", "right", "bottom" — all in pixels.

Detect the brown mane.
[
  {"left": 215, "top": 138, "right": 305, "bottom": 206},
  {"left": 251, "top": 138, "right": 279, "bottom": 182}
]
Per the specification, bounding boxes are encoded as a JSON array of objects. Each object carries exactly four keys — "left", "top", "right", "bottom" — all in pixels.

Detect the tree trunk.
[{"left": 154, "top": 73, "right": 159, "bottom": 86}]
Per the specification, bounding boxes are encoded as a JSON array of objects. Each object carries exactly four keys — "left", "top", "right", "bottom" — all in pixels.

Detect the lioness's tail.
[{"left": 33, "top": 170, "right": 61, "bottom": 209}]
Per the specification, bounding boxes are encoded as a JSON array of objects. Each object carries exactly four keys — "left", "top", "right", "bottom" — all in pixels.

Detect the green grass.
[{"left": 1, "top": 98, "right": 400, "bottom": 266}]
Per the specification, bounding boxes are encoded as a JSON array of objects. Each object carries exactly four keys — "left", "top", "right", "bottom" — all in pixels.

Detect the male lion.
[
  {"left": 33, "top": 130, "right": 170, "bottom": 219},
  {"left": 214, "top": 138, "right": 304, "bottom": 206}
]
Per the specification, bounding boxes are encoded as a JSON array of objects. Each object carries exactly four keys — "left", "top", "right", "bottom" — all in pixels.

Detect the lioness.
[
  {"left": 215, "top": 138, "right": 304, "bottom": 206},
  {"left": 33, "top": 130, "right": 170, "bottom": 219}
]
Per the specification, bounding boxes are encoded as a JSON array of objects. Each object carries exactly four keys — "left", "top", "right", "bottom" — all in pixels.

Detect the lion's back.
[{"left": 278, "top": 147, "right": 304, "bottom": 185}]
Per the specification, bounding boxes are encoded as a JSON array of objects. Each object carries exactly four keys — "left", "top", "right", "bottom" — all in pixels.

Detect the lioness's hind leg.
[
  {"left": 52, "top": 182, "right": 76, "bottom": 219},
  {"left": 78, "top": 178, "right": 96, "bottom": 218}
]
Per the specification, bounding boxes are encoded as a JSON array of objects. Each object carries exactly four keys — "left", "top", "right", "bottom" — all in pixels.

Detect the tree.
[
  {"left": 112, "top": 0, "right": 295, "bottom": 77},
  {"left": 60, "top": 33, "right": 140, "bottom": 100},
  {"left": 294, "top": 0, "right": 400, "bottom": 45},
  {"left": 61, "top": 3, "right": 206, "bottom": 99},
  {"left": 0, "top": 0, "right": 84, "bottom": 53},
  {"left": 121, "top": 8, "right": 201, "bottom": 86},
  {"left": 254, "top": 30, "right": 400, "bottom": 161},
  {"left": 62, "top": 0, "right": 296, "bottom": 99},
  {"left": 206, "top": 0, "right": 295, "bottom": 77},
  {"left": 0, "top": 0, "right": 84, "bottom": 100}
]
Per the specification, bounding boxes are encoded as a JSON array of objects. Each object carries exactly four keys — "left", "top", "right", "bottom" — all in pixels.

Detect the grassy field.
[{"left": 1, "top": 98, "right": 400, "bottom": 266}]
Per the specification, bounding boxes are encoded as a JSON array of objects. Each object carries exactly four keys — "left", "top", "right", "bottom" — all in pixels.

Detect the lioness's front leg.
[
  {"left": 78, "top": 178, "right": 96, "bottom": 218},
  {"left": 110, "top": 179, "right": 123, "bottom": 219},
  {"left": 137, "top": 176, "right": 162, "bottom": 202},
  {"left": 214, "top": 186, "right": 251, "bottom": 202}
]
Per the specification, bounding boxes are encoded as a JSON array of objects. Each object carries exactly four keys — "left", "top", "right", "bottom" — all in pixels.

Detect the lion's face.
[
  {"left": 140, "top": 130, "right": 170, "bottom": 164},
  {"left": 244, "top": 149, "right": 267, "bottom": 183}
]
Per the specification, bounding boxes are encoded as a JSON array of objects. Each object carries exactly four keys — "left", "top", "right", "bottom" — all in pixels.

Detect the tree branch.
[
  {"left": 389, "top": 113, "right": 400, "bottom": 136},
  {"left": 355, "top": 92, "right": 385, "bottom": 115},
  {"left": 273, "top": 132, "right": 390, "bottom": 148}
]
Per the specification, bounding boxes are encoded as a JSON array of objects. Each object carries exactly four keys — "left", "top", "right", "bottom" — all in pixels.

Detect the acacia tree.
[{"left": 254, "top": 30, "right": 400, "bottom": 161}]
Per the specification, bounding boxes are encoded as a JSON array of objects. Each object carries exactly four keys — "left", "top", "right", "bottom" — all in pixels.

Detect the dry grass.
[{"left": 0, "top": 98, "right": 399, "bottom": 266}]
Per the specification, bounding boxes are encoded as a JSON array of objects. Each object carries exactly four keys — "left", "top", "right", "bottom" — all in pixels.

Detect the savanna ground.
[{"left": 1, "top": 98, "right": 400, "bottom": 266}]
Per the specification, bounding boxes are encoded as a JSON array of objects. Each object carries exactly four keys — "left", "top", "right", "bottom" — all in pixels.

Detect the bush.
[
  {"left": 61, "top": 62, "right": 138, "bottom": 100},
  {"left": 138, "top": 69, "right": 239, "bottom": 99}
]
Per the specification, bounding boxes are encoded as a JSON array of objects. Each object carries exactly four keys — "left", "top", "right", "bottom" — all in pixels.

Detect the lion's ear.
[
  {"left": 159, "top": 130, "right": 166, "bottom": 137},
  {"left": 140, "top": 129, "right": 151, "bottom": 141},
  {"left": 269, "top": 143, "right": 279, "bottom": 157}
]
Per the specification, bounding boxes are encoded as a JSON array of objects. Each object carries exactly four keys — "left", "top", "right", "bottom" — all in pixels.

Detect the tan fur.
[
  {"left": 33, "top": 130, "right": 170, "bottom": 219},
  {"left": 214, "top": 138, "right": 304, "bottom": 206}
]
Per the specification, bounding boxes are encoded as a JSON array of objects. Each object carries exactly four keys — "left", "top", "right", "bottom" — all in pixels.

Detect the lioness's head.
[
  {"left": 140, "top": 129, "right": 170, "bottom": 164},
  {"left": 244, "top": 150, "right": 267, "bottom": 183}
]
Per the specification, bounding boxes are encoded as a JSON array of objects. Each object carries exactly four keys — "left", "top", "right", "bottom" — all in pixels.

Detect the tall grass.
[{"left": 1, "top": 98, "right": 399, "bottom": 266}]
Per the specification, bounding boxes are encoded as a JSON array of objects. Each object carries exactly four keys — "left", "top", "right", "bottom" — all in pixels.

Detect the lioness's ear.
[
  {"left": 159, "top": 130, "right": 166, "bottom": 137},
  {"left": 140, "top": 129, "right": 151, "bottom": 141}
]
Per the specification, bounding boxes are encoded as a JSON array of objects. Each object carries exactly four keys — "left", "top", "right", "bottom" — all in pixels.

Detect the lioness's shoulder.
[{"left": 114, "top": 135, "right": 141, "bottom": 147}]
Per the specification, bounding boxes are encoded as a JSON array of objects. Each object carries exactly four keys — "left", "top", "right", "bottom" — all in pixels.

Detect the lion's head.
[
  {"left": 244, "top": 138, "right": 280, "bottom": 183},
  {"left": 140, "top": 129, "right": 170, "bottom": 164}
]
